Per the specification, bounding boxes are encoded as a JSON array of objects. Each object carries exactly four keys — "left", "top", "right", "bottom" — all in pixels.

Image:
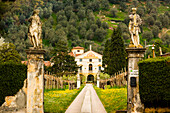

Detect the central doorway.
[{"left": 87, "top": 74, "right": 94, "bottom": 83}]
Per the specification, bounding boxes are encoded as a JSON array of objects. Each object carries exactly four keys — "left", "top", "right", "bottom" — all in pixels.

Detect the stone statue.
[
  {"left": 28, "top": 9, "right": 42, "bottom": 49},
  {"left": 129, "top": 8, "right": 143, "bottom": 48}
]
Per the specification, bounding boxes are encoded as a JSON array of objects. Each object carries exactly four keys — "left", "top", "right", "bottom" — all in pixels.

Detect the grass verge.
[
  {"left": 94, "top": 85, "right": 127, "bottom": 113},
  {"left": 44, "top": 85, "right": 84, "bottom": 113}
]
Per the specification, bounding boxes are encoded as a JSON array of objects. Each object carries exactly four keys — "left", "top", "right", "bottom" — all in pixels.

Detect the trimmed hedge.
[
  {"left": 138, "top": 57, "right": 170, "bottom": 108},
  {"left": 0, "top": 63, "right": 27, "bottom": 106}
]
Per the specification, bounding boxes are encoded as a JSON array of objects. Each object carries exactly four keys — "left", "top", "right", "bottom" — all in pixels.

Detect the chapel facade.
[{"left": 70, "top": 46, "right": 103, "bottom": 82}]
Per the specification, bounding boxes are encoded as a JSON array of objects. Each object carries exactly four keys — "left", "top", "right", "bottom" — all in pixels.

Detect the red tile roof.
[
  {"left": 72, "top": 46, "right": 84, "bottom": 49},
  {"left": 21, "top": 61, "right": 51, "bottom": 67}
]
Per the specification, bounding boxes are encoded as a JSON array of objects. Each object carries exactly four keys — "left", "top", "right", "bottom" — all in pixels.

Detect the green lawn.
[
  {"left": 94, "top": 85, "right": 127, "bottom": 113},
  {"left": 44, "top": 86, "right": 84, "bottom": 113}
]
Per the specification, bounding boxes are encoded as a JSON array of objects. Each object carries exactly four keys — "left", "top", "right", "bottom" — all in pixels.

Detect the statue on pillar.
[
  {"left": 129, "top": 8, "right": 143, "bottom": 48},
  {"left": 28, "top": 9, "right": 42, "bottom": 49}
]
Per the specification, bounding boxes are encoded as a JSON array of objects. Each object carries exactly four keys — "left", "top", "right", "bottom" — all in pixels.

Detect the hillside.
[{"left": 0, "top": 0, "right": 169, "bottom": 60}]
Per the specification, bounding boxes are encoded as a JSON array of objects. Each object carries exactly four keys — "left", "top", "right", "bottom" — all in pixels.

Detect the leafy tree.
[
  {"left": 142, "top": 31, "right": 153, "bottom": 42},
  {"left": 102, "top": 22, "right": 109, "bottom": 29},
  {"left": 53, "top": 1, "right": 64, "bottom": 13},
  {"left": 0, "top": 20, "right": 6, "bottom": 33},
  {"left": 43, "top": 7, "right": 51, "bottom": 19},
  {"left": 146, "top": 16, "right": 155, "bottom": 26},
  {"left": 94, "top": 27, "right": 107, "bottom": 42},
  {"left": 122, "top": 33, "right": 130, "bottom": 41},
  {"left": 85, "top": 29, "right": 94, "bottom": 40},
  {"left": 103, "top": 28, "right": 126, "bottom": 75},
  {"left": 120, "top": 2, "right": 127, "bottom": 12},
  {"left": 102, "top": 39, "right": 110, "bottom": 73},
  {"left": 162, "top": 34, "right": 170, "bottom": 46},
  {"left": 77, "top": 9, "right": 86, "bottom": 20},
  {"left": 0, "top": 42, "right": 21, "bottom": 63},
  {"left": 60, "top": 20, "right": 68, "bottom": 27},
  {"left": 69, "top": 19, "right": 77, "bottom": 27},
  {"left": 48, "top": 16, "right": 54, "bottom": 25},
  {"left": 19, "top": 14, "right": 25, "bottom": 24},
  {"left": 88, "top": 12, "right": 95, "bottom": 22},
  {"left": 101, "top": 0, "right": 110, "bottom": 10},
  {"left": 165, "top": 11, "right": 170, "bottom": 18},
  {"left": 152, "top": 25, "right": 159, "bottom": 38},
  {"left": 155, "top": 21, "right": 162, "bottom": 30},
  {"left": 146, "top": 1, "right": 157, "bottom": 14},
  {"left": 96, "top": 18, "right": 102, "bottom": 28},
  {"left": 132, "top": 0, "right": 138, "bottom": 7},
  {"left": 161, "top": 15, "right": 169, "bottom": 28},
  {"left": 78, "top": 20, "right": 87, "bottom": 31},
  {"left": 51, "top": 39, "right": 78, "bottom": 76},
  {"left": 79, "top": 27, "right": 86, "bottom": 39},
  {"left": 67, "top": 25, "right": 78, "bottom": 40},
  {"left": 64, "top": 6, "right": 73, "bottom": 20},
  {"left": 118, "top": 23, "right": 128, "bottom": 33},
  {"left": 137, "top": 7, "right": 145, "bottom": 17},
  {"left": 70, "top": 13, "right": 78, "bottom": 21},
  {"left": 56, "top": 10, "right": 65, "bottom": 18},
  {"left": 90, "top": 24, "right": 98, "bottom": 32},
  {"left": 110, "top": 8, "right": 117, "bottom": 17}
]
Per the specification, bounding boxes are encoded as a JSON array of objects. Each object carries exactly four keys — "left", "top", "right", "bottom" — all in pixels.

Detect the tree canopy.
[{"left": 102, "top": 28, "right": 126, "bottom": 76}]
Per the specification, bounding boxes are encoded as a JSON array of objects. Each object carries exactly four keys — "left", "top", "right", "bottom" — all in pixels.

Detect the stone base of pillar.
[
  {"left": 25, "top": 49, "right": 45, "bottom": 113},
  {"left": 126, "top": 48, "right": 146, "bottom": 113}
]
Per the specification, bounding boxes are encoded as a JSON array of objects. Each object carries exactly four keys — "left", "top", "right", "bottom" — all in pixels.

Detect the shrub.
[
  {"left": 0, "top": 62, "right": 27, "bottom": 105},
  {"left": 138, "top": 57, "right": 170, "bottom": 108}
]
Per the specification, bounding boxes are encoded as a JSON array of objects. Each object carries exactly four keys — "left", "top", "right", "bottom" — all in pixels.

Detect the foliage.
[
  {"left": 44, "top": 85, "right": 84, "bottom": 112},
  {"left": 110, "top": 8, "right": 117, "bottom": 18},
  {"left": 94, "top": 86, "right": 127, "bottom": 113},
  {"left": 99, "top": 73, "right": 110, "bottom": 79},
  {"left": 162, "top": 33, "right": 170, "bottom": 46},
  {"left": 138, "top": 57, "right": 170, "bottom": 108},
  {"left": 154, "top": 39, "right": 167, "bottom": 57},
  {"left": 152, "top": 25, "right": 159, "bottom": 38},
  {"left": 51, "top": 40, "right": 78, "bottom": 76},
  {"left": 103, "top": 28, "right": 126, "bottom": 75},
  {"left": 142, "top": 31, "right": 153, "bottom": 42},
  {"left": 0, "top": 0, "right": 169, "bottom": 60},
  {"left": 0, "top": 43, "right": 21, "bottom": 63},
  {"left": 0, "top": 62, "right": 27, "bottom": 106}
]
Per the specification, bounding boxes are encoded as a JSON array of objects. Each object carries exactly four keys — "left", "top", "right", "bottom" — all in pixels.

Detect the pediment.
[{"left": 76, "top": 50, "right": 102, "bottom": 59}]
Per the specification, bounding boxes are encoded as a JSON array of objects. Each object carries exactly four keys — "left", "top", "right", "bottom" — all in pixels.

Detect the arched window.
[{"left": 89, "top": 64, "right": 92, "bottom": 70}]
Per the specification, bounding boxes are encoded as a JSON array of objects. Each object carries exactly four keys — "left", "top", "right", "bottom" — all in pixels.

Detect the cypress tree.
[
  {"left": 103, "top": 28, "right": 126, "bottom": 76},
  {"left": 102, "top": 39, "right": 111, "bottom": 73}
]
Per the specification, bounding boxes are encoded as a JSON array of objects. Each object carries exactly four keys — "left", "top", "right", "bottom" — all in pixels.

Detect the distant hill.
[{"left": 0, "top": 0, "right": 169, "bottom": 60}]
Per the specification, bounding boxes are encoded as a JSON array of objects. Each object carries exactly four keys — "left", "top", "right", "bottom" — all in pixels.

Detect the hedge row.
[
  {"left": 0, "top": 63, "right": 27, "bottom": 106},
  {"left": 138, "top": 57, "right": 170, "bottom": 108}
]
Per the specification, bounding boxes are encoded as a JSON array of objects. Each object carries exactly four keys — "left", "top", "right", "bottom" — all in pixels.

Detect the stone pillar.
[
  {"left": 77, "top": 74, "right": 81, "bottom": 89},
  {"left": 126, "top": 48, "right": 145, "bottom": 113},
  {"left": 26, "top": 49, "right": 45, "bottom": 113},
  {"left": 97, "top": 77, "right": 100, "bottom": 88}
]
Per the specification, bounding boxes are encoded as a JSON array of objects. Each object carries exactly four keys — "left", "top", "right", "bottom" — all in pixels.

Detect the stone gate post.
[
  {"left": 26, "top": 49, "right": 45, "bottom": 113},
  {"left": 126, "top": 48, "right": 145, "bottom": 113}
]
